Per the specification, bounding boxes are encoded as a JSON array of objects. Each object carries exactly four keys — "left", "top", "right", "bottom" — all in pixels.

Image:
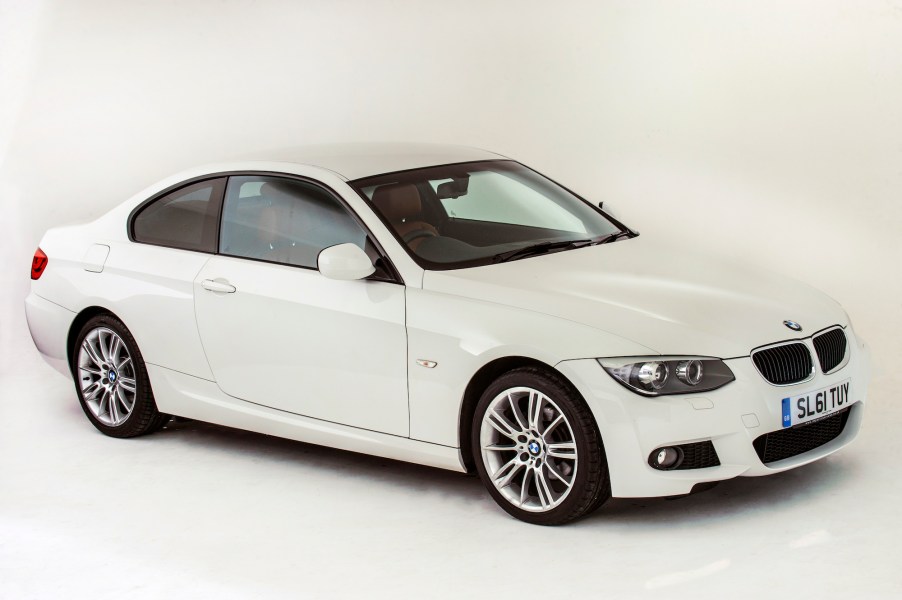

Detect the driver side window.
[{"left": 219, "top": 176, "right": 368, "bottom": 269}]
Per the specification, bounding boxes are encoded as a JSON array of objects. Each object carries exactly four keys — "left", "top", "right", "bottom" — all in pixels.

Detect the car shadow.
[
  {"left": 148, "top": 416, "right": 858, "bottom": 527},
  {"left": 151, "top": 417, "right": 487, "bottom": 500}
]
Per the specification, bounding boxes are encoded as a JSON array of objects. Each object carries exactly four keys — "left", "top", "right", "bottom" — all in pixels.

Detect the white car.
[{"left": 25, "top": 143, "right": 869, "bottom": 525}]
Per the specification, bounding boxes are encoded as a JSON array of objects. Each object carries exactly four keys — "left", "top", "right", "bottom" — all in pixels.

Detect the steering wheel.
[{"left": 402, "top": 229, "right": 438, "bottom": 246}]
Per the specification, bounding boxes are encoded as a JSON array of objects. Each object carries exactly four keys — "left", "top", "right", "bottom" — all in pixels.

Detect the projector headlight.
[{"left": 598, "top": 356, "right": 735, "bottom": 396}]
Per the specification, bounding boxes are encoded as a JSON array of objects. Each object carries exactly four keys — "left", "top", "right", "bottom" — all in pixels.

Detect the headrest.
[
  {"left": 260, "top": 181, "right": 295, "bottom": 199},
  {"left": 371, "top": 183, "right": 422, "bottom": 222}
]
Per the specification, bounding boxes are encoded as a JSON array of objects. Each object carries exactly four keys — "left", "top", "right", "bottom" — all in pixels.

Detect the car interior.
[{"left": 367, "top": 175, "right": 587, "bottom": 265}]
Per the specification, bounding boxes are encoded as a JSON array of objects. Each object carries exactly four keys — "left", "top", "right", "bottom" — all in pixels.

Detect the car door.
[{"left": 193, "top": 174, "right": 409, "bottom": 437}]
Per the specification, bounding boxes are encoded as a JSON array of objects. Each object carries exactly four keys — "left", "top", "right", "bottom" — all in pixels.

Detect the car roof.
[{"left": 240, "top": 142, "right": 509, "bottom": 181}]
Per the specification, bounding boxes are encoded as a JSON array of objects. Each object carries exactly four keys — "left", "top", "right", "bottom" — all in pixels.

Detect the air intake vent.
[
  {"left": 813, "top": 328, "right": 848, "bottom": 374},
  {"left": 674, "top": 441, "right": 720, "bottom": 470},
  {"left": 751, "top": 342, "right": 813, "bottom": 385},
  {"left": 753, "top": 407, "right": 851, "bottom": 464}
]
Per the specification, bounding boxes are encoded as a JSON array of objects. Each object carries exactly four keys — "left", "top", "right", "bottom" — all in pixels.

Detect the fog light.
[{"left": 650, "top": 446, "right": 683, "bottom": 470}]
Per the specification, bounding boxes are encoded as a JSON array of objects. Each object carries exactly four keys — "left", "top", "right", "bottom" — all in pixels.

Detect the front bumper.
[{"left": 556, "top": 327, "right": 870, "bottom": 498}]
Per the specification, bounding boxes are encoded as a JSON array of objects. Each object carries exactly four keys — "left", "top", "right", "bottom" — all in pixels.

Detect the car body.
[{"left": 25, "top": 143, "right": 870, "bottom": 524}]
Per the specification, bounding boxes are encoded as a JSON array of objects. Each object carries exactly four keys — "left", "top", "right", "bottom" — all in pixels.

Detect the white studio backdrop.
[
  {"left": 1, "top": 0, "right": 900, "bottom": 382},
  {"left": 3, "top": 3, "right": 902, "bottom": 599}
]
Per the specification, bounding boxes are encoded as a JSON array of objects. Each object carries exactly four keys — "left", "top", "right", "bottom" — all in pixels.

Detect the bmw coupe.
[{"left": 25, "top": 143, "right": 869, "bottom": 524}]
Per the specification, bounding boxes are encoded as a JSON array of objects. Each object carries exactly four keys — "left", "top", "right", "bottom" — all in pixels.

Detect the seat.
[
  {"left": 256, "top": 183, "right": 319, "bottom": 267},
  {"left": 371, "top": 183, "right": 438, "bottom": 249}
]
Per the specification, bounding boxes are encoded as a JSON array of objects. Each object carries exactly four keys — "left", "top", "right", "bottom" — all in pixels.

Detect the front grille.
[
  {"left": 813, "top": 328, "right": 848, "bottom": 373},
  {"left": 753, "top": 407, "right": 851, "bottom": 464},
  {"left": 675, "top": 441, "right": 720, "bottom": 470},
  {"left": 751, "top": 342, "right": 813, "bottom": 385}
]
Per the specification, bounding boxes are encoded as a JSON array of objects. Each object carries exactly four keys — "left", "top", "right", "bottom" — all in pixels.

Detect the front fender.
[{"left": 406, "top": 288, "right": 654, "bottom": 445}]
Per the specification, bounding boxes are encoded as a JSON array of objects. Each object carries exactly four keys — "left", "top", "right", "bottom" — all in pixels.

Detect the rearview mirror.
[
  {"left": 436, "top": 176, "right": 470, "bottom": 200},
  {"left": 598, "top": 201, "right": 619, "bottom": 220},
  {"left": 317, "top": 243, "right": 375, "bottom": 281}
]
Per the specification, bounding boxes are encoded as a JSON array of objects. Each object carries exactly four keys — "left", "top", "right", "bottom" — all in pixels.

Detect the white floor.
[{"left": 2, "top": 346, "right": 900, "bottom": 600}]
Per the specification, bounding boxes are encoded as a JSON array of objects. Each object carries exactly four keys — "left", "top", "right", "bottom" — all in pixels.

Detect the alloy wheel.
[
  {"left": 77, "top": 327, "right": 137, "bottom": 427},
  {"left": 479, "top": 386, "right": 578, "bottom": 512}
]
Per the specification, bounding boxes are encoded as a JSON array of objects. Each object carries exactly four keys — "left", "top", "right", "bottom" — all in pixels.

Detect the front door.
[{"left": 193, "top": 174, "right": 408, "bottom": 436}]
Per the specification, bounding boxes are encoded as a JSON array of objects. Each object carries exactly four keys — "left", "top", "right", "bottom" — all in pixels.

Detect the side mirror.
[{"left": 317, "top": 243, "right": 375, "bottom": 281}]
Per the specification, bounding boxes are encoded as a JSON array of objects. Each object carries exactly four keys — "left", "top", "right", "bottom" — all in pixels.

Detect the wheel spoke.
[
  {"left": 97, "top": 388, "right": 110, "bottom": 416},
  {"left": 534, "top": 469, "right": 554, "bottom": 509},
  {"left": 494, "top": 457, "right": 525, "bottom": 488},
  {"left": 80, "top": 365, "right": 103, "bottom": 376},
  {"left": 546, "top": 463, "right": 573, "bottom": 489},
  {"left": 520, "top": 469, "right": 533, "bottom": 506},
  {"left": 108, "top": 390, "right": 119, "bottom": 423},
  {"left": 118, "top": 376, "right": 136, "bottom": 393},
  {"left": 487, "top": 411, "right": 521, "bottom": 441},
  {"left": 527, "top": 390, "right": 542, "bottom": 430},
  {"left": 99, "top": 331, "right": 112, "bottom": 362},
  {"left": 83, "top": 380, "right": 103, "bottom": 400},
  {"left": 508, "top": 393, "right": 528, "bottom": 431},
  {"left": 547, "top": 442, "right": 577, "bottom": 459},
  {"left": 116, "top": 356, "right": 132, "bottom": 370},
  {"left": 543, "top": 413, "right": 564, "bottom": 436},
  {"left": 116, "top": 387, "right": 134, "bottom": 413},
  {"left": 82, "top": 338, "right": 104, "bottom": 367},
  {"left": 108, "top": 335, "right": 122, "bottom": 367},
  {"left": 482, "top": 443, "right": 517, "bottom": 452}
]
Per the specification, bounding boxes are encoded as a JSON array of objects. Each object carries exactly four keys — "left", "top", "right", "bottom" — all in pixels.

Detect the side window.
[
  {"left": 132, "top": 179, "right": 225, "bottom": 252},
  {"left": 220, "top": 176, "right": 368, "bottom": 269}
]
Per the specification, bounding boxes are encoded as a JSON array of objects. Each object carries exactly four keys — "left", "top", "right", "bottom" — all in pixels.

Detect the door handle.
[{"left": 201, "top": 279, "right": 237, "bottom": 294}]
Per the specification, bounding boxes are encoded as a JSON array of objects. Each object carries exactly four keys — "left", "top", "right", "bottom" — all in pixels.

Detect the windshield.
[{"left": 350, "top": 160, "right": 625, "bottom": 270}]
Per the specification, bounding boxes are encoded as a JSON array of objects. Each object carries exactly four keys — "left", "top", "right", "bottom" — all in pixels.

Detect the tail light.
[{"left": 31, "top": 248, "right": 48, "bottom": 280}]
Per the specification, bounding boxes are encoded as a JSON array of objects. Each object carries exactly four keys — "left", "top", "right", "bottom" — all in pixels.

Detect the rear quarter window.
[{"left": 132, "top": 179, "right": 225, "bottom": 252}]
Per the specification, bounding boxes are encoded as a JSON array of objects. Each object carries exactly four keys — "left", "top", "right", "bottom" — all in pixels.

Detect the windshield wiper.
[
  {"left": 492, "top": 239, "right": 592, "bottom": 263},
  {"left": 491, "top": 229, "right": 638, "bottom": 264},
  {"left": 592, "top": 230, "right": 636, "bottom": 245}
]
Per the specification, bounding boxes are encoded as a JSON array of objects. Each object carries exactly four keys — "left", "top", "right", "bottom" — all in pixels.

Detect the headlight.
[{"left": 597, "top": 356, "right": 735, "bottom": 396}]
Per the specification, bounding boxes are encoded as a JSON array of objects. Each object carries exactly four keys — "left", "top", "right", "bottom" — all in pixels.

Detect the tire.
[
  {"left": 72, "top": 314, "right": 169, "bottom": 438},
  {"left": 471, "top": 367, "right": 611, "bottom": 525}
]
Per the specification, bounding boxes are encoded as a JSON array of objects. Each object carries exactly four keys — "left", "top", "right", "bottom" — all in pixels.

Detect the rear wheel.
[
  {"left": 73, "top": 314, "right": 168, "bottom": 437},
  {"left": 472, "top": 367, "right": 610, "bottom": 525}
]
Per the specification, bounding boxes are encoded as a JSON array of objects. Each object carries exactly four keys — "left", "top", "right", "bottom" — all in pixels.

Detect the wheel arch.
[{"left": 457, "top": 355, "right": 584, "bottom": 473}]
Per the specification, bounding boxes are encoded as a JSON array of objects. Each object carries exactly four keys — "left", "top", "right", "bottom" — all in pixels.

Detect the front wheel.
[
  {"left": 73, "top": 314, "right": 169, "bottom": 438},
  {"left": 472, "top": 367, "right": 610, "bottom": 525}
]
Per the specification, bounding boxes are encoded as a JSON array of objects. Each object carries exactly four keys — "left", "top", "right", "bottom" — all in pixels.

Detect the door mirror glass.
[{"left": 318, "top": 243, "right": 375, "bottom": 280}]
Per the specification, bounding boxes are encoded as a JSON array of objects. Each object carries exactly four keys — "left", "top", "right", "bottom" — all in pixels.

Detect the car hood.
[{"left": 422, "top": 237, "right": 847, "bottom": 358}]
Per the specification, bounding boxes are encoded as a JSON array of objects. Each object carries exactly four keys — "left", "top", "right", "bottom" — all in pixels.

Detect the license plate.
[{"left": 781, "top": 379, "right": 851, "bottom": 428}]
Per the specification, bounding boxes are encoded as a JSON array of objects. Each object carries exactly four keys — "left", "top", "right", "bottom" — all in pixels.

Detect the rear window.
[{"left": 132, "top": 179, "right": 225, "bottom": 252}]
